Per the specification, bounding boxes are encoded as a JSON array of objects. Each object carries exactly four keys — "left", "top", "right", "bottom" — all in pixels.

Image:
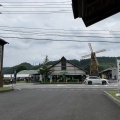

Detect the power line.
[
  {"left": 3, "top": 6, "right": 71, "bottom": 8},
  {"left": 0, "top": 1, "right": 71, "bottom": 3},
  {"left": 0, "top": 36, "right": 120, "bottom": 43},
  {"left": 0, "top": 25, "right": 120, "bottom": 33},
  {"left": 0, "top": 29, "right": 120, "bottom": 37},
  {"left": 0, "top": 31, "right": 118, "bottom": 36},
  {"left": 0, "top": 10, "right": 71, "bottom": 14},
  {"left": 1, "top": 12, "right": 71, "bottom": 14},
  {"left": 0, "top": 26, "right": 110, "bottom": 31},
  {"left": 1, "top": 4, "right": 70, "bottom": 6},
  {"left": 1, "top": 10, "right": 71, "bottom": 12},
  {"left": 0, "top": 27, "right": 120, "bottom": 36}
]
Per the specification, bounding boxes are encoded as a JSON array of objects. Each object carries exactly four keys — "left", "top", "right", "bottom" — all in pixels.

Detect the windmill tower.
[{"left": 81, "top": 43, "right": 106, "bottom": 76}]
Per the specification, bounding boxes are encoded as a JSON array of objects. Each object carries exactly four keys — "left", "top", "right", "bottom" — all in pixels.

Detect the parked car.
[{"left": 84, "top": 76, "right": 108, "bottom": 85}]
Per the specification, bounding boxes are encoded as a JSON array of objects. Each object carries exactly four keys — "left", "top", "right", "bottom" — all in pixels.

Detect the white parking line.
[{"left": 57, "top": 85, "right": 65, "bottom": 86}]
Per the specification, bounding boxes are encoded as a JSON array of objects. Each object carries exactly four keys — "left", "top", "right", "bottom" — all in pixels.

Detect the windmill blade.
[
  {"left": 88, "top": 43, "right": 93, "bottom": 52},
  {"left": 95, "top": 49, "right": 106, "bottom": 54},
  {"left": 81, "top": 54, "right": 91, "bottom": 59}
]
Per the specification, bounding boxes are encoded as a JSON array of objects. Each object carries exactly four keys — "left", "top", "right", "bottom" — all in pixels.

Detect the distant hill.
[
  {"left": 79, "top": 57, "right": 119, "bottom": 74},
  {"left": 3, "top": 62, "right": 41, "bottom": 74},
  {"left": 3, "top": 57, "right": 120, "bottom": 74}
]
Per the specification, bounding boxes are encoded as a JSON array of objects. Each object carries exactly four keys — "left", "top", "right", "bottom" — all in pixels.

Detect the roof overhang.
[
  {"left": 72, "top": 0, "right": 120, "bottom": 27},
  {"left": 99, "top": 68, "right": 112, "bottom": 74},
  {"left": 0, "top": 38, "right": 8, "bottom": 45}
]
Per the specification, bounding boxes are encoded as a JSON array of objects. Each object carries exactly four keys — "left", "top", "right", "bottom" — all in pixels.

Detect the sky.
[{"left": 0, "top": 0, "right": 120, "bottom": 67}]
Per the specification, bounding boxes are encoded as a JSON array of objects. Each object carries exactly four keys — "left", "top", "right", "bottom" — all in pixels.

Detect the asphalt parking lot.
[{"left": 0, "top": 85, "right": 120, "bottom": 120}]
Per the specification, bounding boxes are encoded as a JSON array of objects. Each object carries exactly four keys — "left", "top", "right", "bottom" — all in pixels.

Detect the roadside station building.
[{"left": 49, "top": 57, "right": 87, "bottom": 82}]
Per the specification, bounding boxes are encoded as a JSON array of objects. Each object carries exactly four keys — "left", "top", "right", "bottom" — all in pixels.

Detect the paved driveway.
[{"left": 0, "top": 88, "right": 120, "bottom": 120}]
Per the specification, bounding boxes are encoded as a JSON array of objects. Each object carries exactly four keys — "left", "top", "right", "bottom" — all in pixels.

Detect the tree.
[
  {"left": 38, "top": 55, "right": 53, "bottom": 82},
  {"left": 12, "top": 65, "right": 27, "bottom": 73}
]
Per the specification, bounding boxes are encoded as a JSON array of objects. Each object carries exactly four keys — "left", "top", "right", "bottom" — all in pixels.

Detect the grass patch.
[
  {"left": 107, "top": 90, "right": 120, "bottom": 101},
  {"left": 0, "top": 87, "right": 14, "bottom": 92},
  {"left": 16, "top": 81, "right": 26, "bottom": 83}
]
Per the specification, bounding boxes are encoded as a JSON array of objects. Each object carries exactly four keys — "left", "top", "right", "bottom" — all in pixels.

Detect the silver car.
[{"left": 84, "top": 76, "right": 108, "bottom": 85}]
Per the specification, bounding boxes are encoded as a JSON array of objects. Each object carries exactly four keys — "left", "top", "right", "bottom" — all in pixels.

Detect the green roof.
[{"left": 18, "top": 70, "right": 39, "bottom": 74}]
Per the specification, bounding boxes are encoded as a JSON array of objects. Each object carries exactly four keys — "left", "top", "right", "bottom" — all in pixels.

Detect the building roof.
[
  {"left": 72, "top": 0, "right": 120, "bottom": 27},
  {"left": 17, "top": 74, "right": 30, "bottom": 77},
  {"left": 0, "top": 38, "right": 8, "bottom": 45},
  {"left": 99, "top": 68, "right": 113, "bottom": 74},
  {"left": 17, "top": 70, "right": 39, "bottom": 75},
  {"left": 49, "top": 56, "right": 87, "bottom": 73}
]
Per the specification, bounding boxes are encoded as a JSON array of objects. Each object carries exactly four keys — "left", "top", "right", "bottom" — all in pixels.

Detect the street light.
[{"left": 0, "top": 38, "right": 8, "bottom": 87}]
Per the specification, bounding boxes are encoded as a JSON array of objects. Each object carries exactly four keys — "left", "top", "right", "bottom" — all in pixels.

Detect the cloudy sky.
[{"left": 0, "top": 0, "right": 120, "bottom": 67}]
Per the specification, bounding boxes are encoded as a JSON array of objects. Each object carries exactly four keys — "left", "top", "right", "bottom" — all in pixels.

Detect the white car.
[{"left": 84, "top": 76, "right": 108, "bottom": 85}]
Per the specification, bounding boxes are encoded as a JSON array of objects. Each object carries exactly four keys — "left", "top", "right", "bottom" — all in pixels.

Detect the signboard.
[
  {"left": 72, "top": 0, "right": 120, "bottom": 27},
  {"left": 0, "top": 45, "right": 2, "bottom": 71},
  {"left": 60, "top": 71, "right": 68, "bottom": 75}
]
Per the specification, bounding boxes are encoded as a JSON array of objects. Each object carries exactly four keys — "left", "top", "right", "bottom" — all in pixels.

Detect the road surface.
[{"left": 1, "top": 84, "right": 120, "bottom": 120}]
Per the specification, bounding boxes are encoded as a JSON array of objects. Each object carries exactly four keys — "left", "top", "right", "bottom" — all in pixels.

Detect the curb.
[
  {"left": 0, "top": 89, "right": 14, "bottom": 93},
  {"left": 104, "top": 91, "right": 120, "bottom": 107}
]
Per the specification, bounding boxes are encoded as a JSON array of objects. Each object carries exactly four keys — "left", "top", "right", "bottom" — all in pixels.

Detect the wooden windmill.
[{"left": 81, "top": 43, "right": 106, "bottom": 76}]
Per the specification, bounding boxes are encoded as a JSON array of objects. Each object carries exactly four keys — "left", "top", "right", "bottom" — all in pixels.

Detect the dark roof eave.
[{"left": 0, "top": 38, "right": 9, "bottom": 45}]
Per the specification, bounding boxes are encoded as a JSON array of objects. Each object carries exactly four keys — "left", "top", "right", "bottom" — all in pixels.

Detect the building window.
[
  {"left": 61, "top": 57, "right": 66, "bottom": 70},
  {"left": 61, "top": 62, "right": 66, "bottom": 70}
]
